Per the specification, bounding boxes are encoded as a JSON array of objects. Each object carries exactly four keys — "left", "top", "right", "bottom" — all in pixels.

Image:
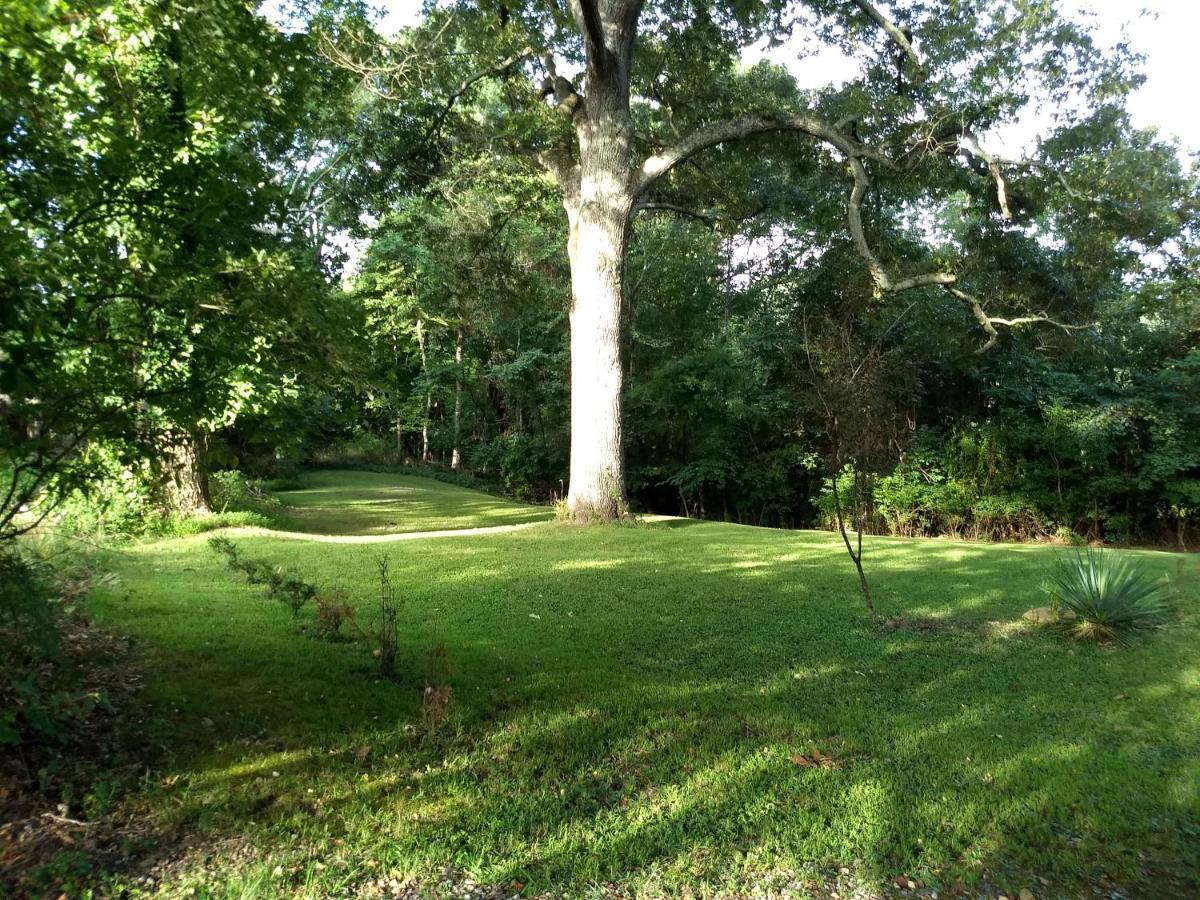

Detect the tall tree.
[
  {"left": 0, "top": 0, "right": 341, "bottom": 534},
  {"left": 316, "top": 0, "right": 1151, "bottom": 520}
]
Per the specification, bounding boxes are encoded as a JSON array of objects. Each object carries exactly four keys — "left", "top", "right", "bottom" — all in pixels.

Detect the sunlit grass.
[
  {"left": 85, "top": 474, "right": 1200, "bottom": 897},
  {"left": 270, "top": 469, "right": 551, "bottom": 535}
]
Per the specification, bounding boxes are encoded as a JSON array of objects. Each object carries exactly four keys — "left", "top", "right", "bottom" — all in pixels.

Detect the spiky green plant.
[{"left": 1044, "top": 548, "right": 1169, "bottom": 643}]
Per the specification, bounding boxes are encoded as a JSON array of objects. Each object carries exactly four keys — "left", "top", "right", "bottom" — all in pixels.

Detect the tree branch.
[
  {"left": 569, "top": 0, "right": 610, "bottom": 73},
  {"left": 635, "top": 113, "right": 882, "bottom": 196},
  {"left": 849, "top": 0, "right": 919, "bottom": 66},
  {"left": 537, "top": 147, "right": 580, "bottom": 197},
  {"left": 425, "top": 46, "right": 536, "bottom": 142},
  {"left": 843, "top": 157, "right": 1080, "bottom": 353},
  {"left": 958, "top": 131, "right": 1012, "bottom": 220},
  {"left": 633, "top": 200, "right": 766, "bottom": 228}
]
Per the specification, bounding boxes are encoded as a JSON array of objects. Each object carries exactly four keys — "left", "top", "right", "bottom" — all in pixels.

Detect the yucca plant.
[{"left": 1044, "top": 548, "right": 1169, "bottom": 643}]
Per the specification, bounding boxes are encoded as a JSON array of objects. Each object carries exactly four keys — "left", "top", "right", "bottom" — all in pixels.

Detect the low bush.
[
  {"left": 308, "top": 433, "right": 398, "bottom": 466},
  {"left": 260, "top": 475, "right": 305, "bottom": 492},
  {"left": 0, "top": 544, "right": 134, "bottom": 782},
  {"left": 208, "top": 536, "right": 317, "bottom": 617},
  {"left": 314, "top": 587, "right": 356, "bottom": 640},
  {"left": 1044, "top": 548, "right": 1170, "bottom": 643},
  {"left": 143, "top": 509, "right": 274, "bottom": 538},
  {"left": 51, "top": 467, "right": 156, "bottom": 541},
  {"left": 874, "top": 470, "right": 974, "bottom": 539},
  {"left": 969, "top": 494, "right": 1048, "bottom": 542},
  {"left": 1055, "top": 525, "right": 1087, "bottom": 546},
  {"left": 370, "top": 556, "right": 402, "bottom": 679},
  {"left": 1, "top": 546, "right": 67, "bottom": 753},
  {"left": 208, "top": 539, "right": 404, "bottom": 675}
]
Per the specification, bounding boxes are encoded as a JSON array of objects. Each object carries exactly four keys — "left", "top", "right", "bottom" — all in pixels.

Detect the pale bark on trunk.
[
  {"left": 542, "top": 1, "right": 929, "bottom": 520},
  {"left": 564, "top": 192, "right": 632, "bottom": 520},
  {"left": 551, "top": 3, "right": 639, "bottom": 522},
  {"left": 393, "top": 333, "right": 403, "bottom": 456},
  {"left": 451, "top": 328, "right": 463, "bottom": 471}
]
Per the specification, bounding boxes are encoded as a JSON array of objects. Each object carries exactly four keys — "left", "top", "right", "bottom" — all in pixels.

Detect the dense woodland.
[{"left": 3, "top": 0, "right": 1198, "bottom": 544}]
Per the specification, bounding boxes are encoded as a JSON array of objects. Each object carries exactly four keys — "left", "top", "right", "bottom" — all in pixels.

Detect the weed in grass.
[
  {"left": 269, "top": 568, "right": 318, "bottom": 618},
  {"left": 207, "top": 536, "right": 317, "bottom": 617},
  {"left": 421, "top": 645, "right": 454, "bottom": 737},
  {"left": 314, "top": 587, "right": 356, "bottom": 641},
  {"left": 369, "top": 556, "right": 401, "bottom": 679}
]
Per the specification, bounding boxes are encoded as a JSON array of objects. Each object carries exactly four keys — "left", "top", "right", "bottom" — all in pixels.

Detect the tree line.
[{"left": 2, "top": 0, "right": 1197, "bottom": 547}]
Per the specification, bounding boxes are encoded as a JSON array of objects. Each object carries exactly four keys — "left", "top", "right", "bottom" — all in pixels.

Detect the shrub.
[
  {"left": 1104, "top": 513, "right": 1135, "bottom": 545},
  {"left": 1054, "top": 525, "right": 1086, "bottom": 546},
  {"left": 1044, "top": 548, "right": 1170, "bottom": 643},
  {"left": 314, "top": 587, "right": 356, "bottom": 641},
  {"left": 271, "top": 568, "right": 318, "bottom": 617},
  {"left": 51, "top": 464, "right": 155, "bottom": 540},
  {"left": 209, "top": 539, "right": 404, "bottom": 675},
  {"left": 261, "top": 475, "right": 305, "bottom": 492},
  {"left": 816, "top": 470, "right": 886, "bottom": 534},
  {"left": 144, "top": 509, "right": 273, "bottom": 538},
  {"left": 207, "top": 536, "right": 316, "bottom": 617},
  {"left": 370, "top": 556, "right": 402, "bottom": 679},
  {"left": 970, "top": 495, "right": 1047, "bottom": 542},
  {"left": 309, "top": 433, "right": 397, "bottom": 466},
  {"left": 208, "top": 470, "right": 285, "bottom": 520},
  {"left": 873, "top": 471, "right": 973, "bottom": 538},
  {"left": 0, "top": 546, "right": 107, "bottom": 762}
]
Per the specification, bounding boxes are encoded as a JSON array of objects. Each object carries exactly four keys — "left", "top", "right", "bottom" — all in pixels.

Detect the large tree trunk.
[
  {"left": 450, "top": 328, "right": 463, "bottom": 471},
  {"left": 564, "top": 190, "right": 631, "bottom": 521},
  {"left": 559, "top": 10, "right": 637, "bottom": 522},
  {"left": 159, "top": 433, "right": 211, "bottom": 515}
]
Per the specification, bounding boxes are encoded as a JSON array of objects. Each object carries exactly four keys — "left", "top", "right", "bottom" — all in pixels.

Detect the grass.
[
  {"left": 266, "top": 468, "right": 551, "bottom": 535},
  {"left": 81, "top": 470, "right": 1199, "bottom": 897}
]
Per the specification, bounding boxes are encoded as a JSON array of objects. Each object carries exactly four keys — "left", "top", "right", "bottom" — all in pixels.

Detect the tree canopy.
[{"left": 1, "top": 0, "right": 1196, "bottom": 547}]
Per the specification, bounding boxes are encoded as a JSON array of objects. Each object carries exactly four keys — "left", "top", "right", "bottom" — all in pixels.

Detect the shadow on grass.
[{"left": 92, "top": 525, "right": 1200, "bottom": 896}]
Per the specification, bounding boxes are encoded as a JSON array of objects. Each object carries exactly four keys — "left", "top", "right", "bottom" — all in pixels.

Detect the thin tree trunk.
[
  {"left": 416, "top": 318, "right": 430, "bottom": 463},
  {"left": 831, "top": 467, "right": 875, "bottom": 617},
  {"left": 393, "top": 332, "right": 403, "bottom": 456},
  {"left": 451, "top": 328, "right": 463, "bottom": 471}
]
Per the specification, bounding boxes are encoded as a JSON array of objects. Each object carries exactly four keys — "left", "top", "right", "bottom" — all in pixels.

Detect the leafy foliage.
[
  {"left": 208, "top": 535, "right": 318, "bottom": 617},
  {"left": 1044, "top": 548, "right": 1171, "bottom": 642}
]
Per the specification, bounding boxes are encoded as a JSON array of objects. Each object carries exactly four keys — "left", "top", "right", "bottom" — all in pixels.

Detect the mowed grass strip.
[
  {"left": 268, "top": 469, "right": 551, "bottom": 535},
  {"left": 88, "top": 476, "right": 1200, "bottom": 897}
]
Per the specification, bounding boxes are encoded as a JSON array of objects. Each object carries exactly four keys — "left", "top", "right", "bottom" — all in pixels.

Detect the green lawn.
[
  {"left": 269, "top": 469, "right": 551, "bottom": 535},
  {"left": 87, "top": 471, "right": 1199, "bottom": 897}
]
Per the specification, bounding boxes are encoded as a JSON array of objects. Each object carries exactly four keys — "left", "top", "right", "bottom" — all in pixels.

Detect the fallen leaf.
[{"left": 790, "top": 748, "right": 838, "bottom": 768}]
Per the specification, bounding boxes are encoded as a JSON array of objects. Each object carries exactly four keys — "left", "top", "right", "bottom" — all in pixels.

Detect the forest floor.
[{"left": 61, "top": 470, "right": 1200, "bottom": 898}]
